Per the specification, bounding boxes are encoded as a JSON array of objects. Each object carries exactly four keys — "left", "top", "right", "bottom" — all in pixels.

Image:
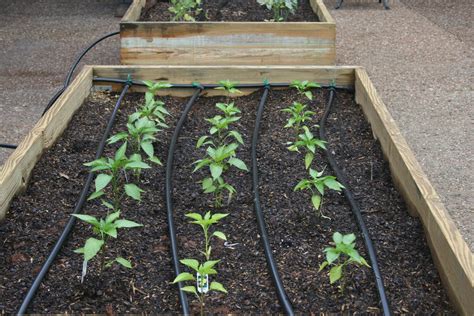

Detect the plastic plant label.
[{"left": 196, "top": 272, "right": 209, "bottom": 293}]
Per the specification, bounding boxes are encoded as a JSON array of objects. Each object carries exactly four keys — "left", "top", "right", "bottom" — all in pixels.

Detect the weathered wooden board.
[
  {"left": 354, "top": 68, "right": 473, "bottom": 316},
  {"left": 120, "top": 0, "right": 336, "bottom": 65},
  {"left": 0, "top": 67, "right": 93, "bottom": 219},
  {"left": 1, "top": 65, "right": 472, "bottom": 315}
]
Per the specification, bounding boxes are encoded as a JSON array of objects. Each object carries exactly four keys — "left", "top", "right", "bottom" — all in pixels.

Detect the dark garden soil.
[
  {"left": 140, "top": 0, "right": 319, "bottom": 22},
  {"left": 0, "top": 87, "right": 454, "bottom": 314}
]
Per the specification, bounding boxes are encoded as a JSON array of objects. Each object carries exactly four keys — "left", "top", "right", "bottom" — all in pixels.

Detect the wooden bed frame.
[
  {"left": 120, "top": 0, "right": 336, "bottom": 65},
  {"left": 0, "top": 65, "right": 472, "bottom": 315}
]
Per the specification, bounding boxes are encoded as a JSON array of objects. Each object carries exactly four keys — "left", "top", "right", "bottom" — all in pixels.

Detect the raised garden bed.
[
  {"left": 0, "top": 66, "right": 472, "bottom": 315},
  {"left": 120, "top": 0, "right": 336, "bottom": 65}
]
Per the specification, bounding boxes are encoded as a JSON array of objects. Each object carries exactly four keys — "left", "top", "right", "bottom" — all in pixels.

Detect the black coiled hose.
[
  {"left": 251, "top": 87, "right": 295, "bottom": 315},
  {"left": 0, "top": 31, "right": 119, "bottom": 150},
  {"left": 17, "top": 82, "right": 131, "bottom": 315},
  {"left": 42, "top": 31, "right": 120, "bottom": 116},
  {"left": 165, "top": 89, "right": 202, "bottom": 316},
  {"left": 319, "top": 88, "right": 392, "bottom": 315}
]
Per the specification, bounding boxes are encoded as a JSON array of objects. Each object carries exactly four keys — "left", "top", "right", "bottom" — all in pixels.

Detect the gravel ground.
[
  {"left": 0, "top": 0, "right": 120, "bottom": 166},
  {"left": 325, "top": 0, "right": 473, "bottom": 250}
]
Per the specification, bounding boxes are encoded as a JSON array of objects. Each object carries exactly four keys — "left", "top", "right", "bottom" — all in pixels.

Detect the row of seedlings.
[
  {"left": 73, "top": 81, "right": 170, "bottom": 282},
  {"left": 283, "top": 82, "right": 370, "bottom": 290},
  {"left": 173, "top": 81, "right": 248, "bottom": 315}
]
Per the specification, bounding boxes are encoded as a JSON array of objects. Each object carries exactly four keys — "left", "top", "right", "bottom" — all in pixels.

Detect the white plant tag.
[{"left": 196, "top": 272, "right": 209, "bottom": 293}]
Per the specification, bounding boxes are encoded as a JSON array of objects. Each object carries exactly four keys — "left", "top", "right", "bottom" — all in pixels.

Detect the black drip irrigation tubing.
[
  {"left": 41, "top": 31, "right": 120, "bottom": 116},
  {"left": 319, "top": 88, "right": 392, "bottom": 316},
  {"left": 93, "top": 77, "right": 354, "bottom": 91},
  {"left": 0, "top": 31, "right": 119, "bottom": 150},
  {"left": 165, "top": 88, "right": 202, "bottom": 316},
  {"left": 17, "top": 82, "right": 131, "bottom": 315},
  {"left": 251, "top": 86, "right": 295, "bottom": 315},
  {"left": 0, "top": 143, "right": 17, "bottom": 149}
]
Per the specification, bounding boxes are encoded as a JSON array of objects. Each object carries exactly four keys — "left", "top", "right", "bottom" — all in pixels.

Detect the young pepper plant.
[
  {"left": 108, "top": 117, "right": 163, "bottom": 166},
  {"left": 169, "top": 0, "right": 202, "bottom": 21},
  {"left": 194, "top": 102, "right": 248, "bottom": 207},
  {"left": 257, "top": 0, "right": 298, "bottom": 21},
  {"left": 131, "top": 80, "right": 171, "bottom": 127},
  {"left": 319, "top": 232, "right": 370, "bottom": 291},
  {"left": 73, "top": 208, "right": 142, "bottom": 283},
  {"left": 194, "top": 143, "right": 247, "bottom": 207},
  {"left": 173, "top": 210, "right": 228, "bottom": 315},
  {"left": 294, "top": 168, "right": 344, "bottom": 219},
  {"left": 287, "top": 126, "right": 327, "bottom": 169},
  {"left": 185, "top": 211, "right": 228, "bottom": 260},
  {"left": 173, "top": 259, "right": 227, "bottom": 316},
  {"left": 290, "top": 80, "right": 321, "bottom": 100},
  {"left": 85, "top": 142, "right": 150, "bottom": 209},
  {"left": 281, "top": 102, "right": 316, "bottom": 135},
  {"left": 215, "top": 80, "right": 242, "bottom": 104}
]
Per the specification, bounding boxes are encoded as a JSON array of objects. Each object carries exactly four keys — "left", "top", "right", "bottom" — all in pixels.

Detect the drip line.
[
  {"left": 17, "top": 82, "right": 130, "bottom": 315},
  {"left": 319, "top": 88, "right": 392, "bottom": 316},
  {"left": 164, "top": 88, "right": 202, "bottom": 315},
  {"left": 251, "top": 86, "right": 295, "bottom": 315}
]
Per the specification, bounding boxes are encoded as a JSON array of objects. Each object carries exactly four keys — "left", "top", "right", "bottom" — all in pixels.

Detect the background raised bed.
[
  {"left": 0, "top": 66, "right": 472, "bottom": 315},
  {"left": 120, "top": 0, "right": 336, "bottom": 65}
]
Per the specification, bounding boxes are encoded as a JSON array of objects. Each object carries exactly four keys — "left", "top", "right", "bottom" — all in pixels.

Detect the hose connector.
[
  {"left": 329, "top": 79, "right": 336, "bottom": 91},
  {"left": 263, "top": 79, "right": 270, "bottom": 90},
  {"left": 126, "top": 74, "right": 133, "bottom": 87},
  {"left": 192, "top": 82, "right": 204, "bottom": 90}
]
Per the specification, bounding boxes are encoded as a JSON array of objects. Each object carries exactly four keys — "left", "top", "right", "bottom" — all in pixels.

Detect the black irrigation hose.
[
  {"left": 92, "top": 77, "right": 354, "bottom": 91},
  {"left": 251, "top": 87, "right": 295, "bottom": 315},
  {"left": 165, "top": 88, "right": 202, "bottom": 316},
  {"left": 319, "top": 89, "right": 392, "bottom": 316},
  {"left": 0, "top": 143, "right": 17, "bottom": 149},
  {"left": 42, "top": 31, "right": 120, "bottom": 116},
  {"left": 1, "top": 32, "right": 120, "bottom": 150},
  {"left": 17, "top": 83, "right": 131, "bottom": 315}
]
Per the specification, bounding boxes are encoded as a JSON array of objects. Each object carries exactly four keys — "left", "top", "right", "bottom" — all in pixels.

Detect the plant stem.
[
  {"left": 200, "top": 294, "right": 205, "bottom": 316},
  {"left": 204, "top": 227, "right": 210, "bottom": 261},
  {"left": 100, "top": 239, "right": 107, "bottom": 274}
]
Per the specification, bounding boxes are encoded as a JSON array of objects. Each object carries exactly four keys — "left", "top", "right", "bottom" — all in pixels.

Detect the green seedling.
[
  {"left": 131, "top": 81, "right": 171, "bottom": 127},
  {"left": 185, "top": 211, "right": 228, "bottom": 260},
  {"left": 257, "top": 0, "right": 298, "bottom": 21},
  {"left": 108, "top": 117, "right": 163, "bottom": 166},
  {"left": 319, "top": 232, "right": 370, "bottom": 291},
  {"left": 294, "top": 168, "right": 344, "bottom": 218},
  {"left": 143, "top": 80, "right": 173, "bottom": 94},
  {"left": 85, "top": 142, "right": 150, "bottom": 209},
  {"left": 169, "top": 0, "right": 202, "bottom": 21},
  {"left": 198, "top": 103, "right": 242, "bottom": 146},
  {"left": 194, "top": 102, "right": 248, "bottom": 207},
  {"left": 173, "top": 259, "right": 227, "bottom": 316},
  {"left": 290, "top": 80, "right": 321, "bottom": 100},
  {"left": 194, "top": 143, "right": 247, "bottom": 207},
  {"left": 287, "top": 126, "right": 327, "bottom": 169},
  {"left": 215, "top": 80, "right": 242, "bottom": 95},
  {"left": 73, "top": 208, "right": 142, "bottom": 282},
  {"left": 282, "top": 101, "right": 316, "bottom": 134},
  {"left": 215, "top": 80, "right": 242, "bottom": 103}
]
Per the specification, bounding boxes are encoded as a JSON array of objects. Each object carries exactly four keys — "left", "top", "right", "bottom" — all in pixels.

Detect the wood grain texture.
[
  {"left": 93, "top": 65, "right": 355, "bottom": 93},
  {"left": 310, "top": 0, "right": 335, "bottom": 23},
  {"left": 354, "top": 68, "right": 473, "bottom": 316},
  {"left": 122, "top": 0, "right": 144, "bottom": 22},
  {"left": 119, "top": 0, "right": 336, "bottom": 65},
  {"left": 0, "top": 67, "right": 93, "bottom": 219}
]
